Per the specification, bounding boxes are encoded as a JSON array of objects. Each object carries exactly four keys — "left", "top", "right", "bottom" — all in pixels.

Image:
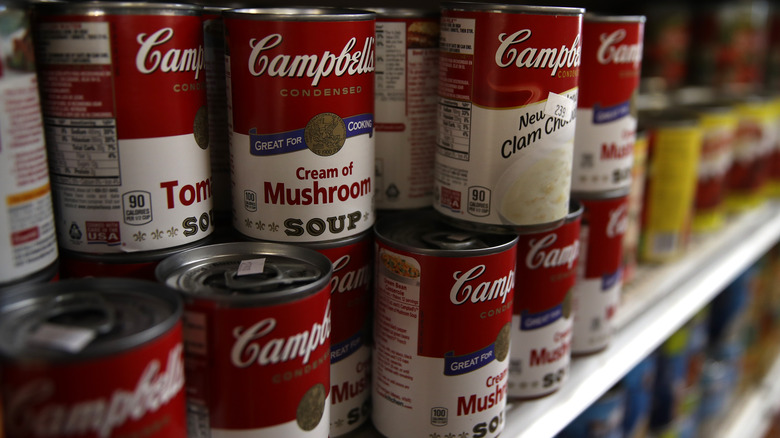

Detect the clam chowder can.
[
  {"left": 0, "top": 0, "right": 59, "bottom": 287},
  {"left": 155, "top": 242, "right": 333, "bottom": 438},
  {"left": 0, "top": 278, "right": 187, "bottom": 438},
  {"left": 32, "top": 2, "right": 214, "bottom": 254},
  {"left": 370, "top": 8, "right": 440, "bottom": 210},
  {"left": 434, "top": 3, "right": 583, "bottom": 233},
  {"left": 372, "top": 208, "right": 517, "bottom": 438},
  {"left": 509, "top": 201, "right": 582, "bottom": 399},
  {"left": 299, "top": 233, "right": 373, "bottom": 436},
  {"left": 571, "top": 192, "right": 629, "bottom": 355},
  {"left": 572, "top": 14, "right": 645, "bottom": 194},
  {"left": 225, "top": 8, "right": 376, "bottom": 243}
]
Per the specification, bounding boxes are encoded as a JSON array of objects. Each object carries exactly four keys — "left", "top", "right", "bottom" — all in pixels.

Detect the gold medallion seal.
[
  {"left": 304, "top": 112, "right": 347, "bottom": 156},
  {"left": 296, "top": 383, "right": 326, "bottom": 431}
]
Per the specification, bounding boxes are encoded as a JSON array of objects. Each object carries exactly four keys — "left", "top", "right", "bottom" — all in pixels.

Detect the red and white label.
[
  {"left": 310, "top": 236, "right": 372, "bottom": 436},
  {"left": 34, "top": 13, "right": 213, "bottom": 254},
  {"left": 572, "top": 19, "right": 644, "bottom": 193},
  {"left": 510, "top": 213, "right": 581, "bottom": 398},
  {"left": 372, "top": 238, "right": 516, "bottom": 438},
  {"left": 2, "top": 325, "right": 186, "bottom": 438},
  {"left": 572, "top": 195, "right": 628, "bottom": 354},
  {"left": 226, "top": 16, "right": 376, "bottom": 242},
  {"left": 434, "top": 9, "right": 582, "bottom": 228},
  {"left": 182, "top": 286, "right": 332, "bottom": 437}
]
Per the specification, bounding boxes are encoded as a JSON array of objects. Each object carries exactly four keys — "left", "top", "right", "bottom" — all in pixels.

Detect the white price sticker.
[
  {"left": 237, "top": 258, "right": 266, "bottom": 276},
  {"left": 29, "top": 323, "right": 97, "bottom": 353},
  {"left": 544, "top": 92, "right": 575, "bottom": 122}
]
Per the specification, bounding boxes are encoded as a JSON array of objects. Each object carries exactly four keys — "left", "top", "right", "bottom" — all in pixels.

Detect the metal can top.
[
  {"left": 32, "top": 1, "right": 201, "bottom": 15},
  {"left": 584, "top": 12, "right": 646, "bottom": 23},
  {"left": 224, "top": 7, "right": 375, "bottom": 21},
  {"left": 155, "top": 242, "right": 333, "bottom": 306},
  {"left": 374, "top": 208, "right": 518, "bottom": 256},
  {"left": 0, "top": 278, "right": 182, "bottom": 362},
  {"left": 441, "top": 1, "right": 584, "bottom": 16},
  {"left": 360, "top": 7, "right": 439, "bottom": 19}
]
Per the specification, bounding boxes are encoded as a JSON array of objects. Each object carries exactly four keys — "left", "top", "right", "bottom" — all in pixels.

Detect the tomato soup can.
[
  {"left": 155, "top": 241, "right": 333, "bottom": 438},
  {"left": 225, "top": 8, "right": 376, "bottom": 244},
  {"left": 372, "top": 208, "right": 517, "bottom": 438},
  {"left": 638, "top": 109, "right": 701, "bottom": 263},
  {"left": 571, "top": 192, "right": 629, "bottom": 355},
  {"left": 572, "top": 14, "right": 645, "bottom": 194},
  {"left": 298, "top": 232, "right": 373, "bottom": 436},
  {"left": 509, "top": 200, "right": 582, "bottom": 399},
  {"left": 0, "top": 0, "right": 59, "bottom": 287},
  {"left": 32, "top": 1, "right": 214, "bottom": 254},
  {"left": 0, "top": 277, "right": 187, "bottom": 438},
  {"left": 434, "top": 2, "right": 583, "bottom": 233},
  {"left": 369, "top": 8, "right": 439, "bottom": 211}
]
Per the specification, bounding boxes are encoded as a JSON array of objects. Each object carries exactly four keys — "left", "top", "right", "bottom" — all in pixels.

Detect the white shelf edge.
[{"left": 503, "top": 201, "right": 780, "bottom": 438}]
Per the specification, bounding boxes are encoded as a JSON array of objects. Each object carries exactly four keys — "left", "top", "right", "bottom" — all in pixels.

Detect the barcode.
[{"left": 187, "top": 401, "right": 210, "bottom": 438}]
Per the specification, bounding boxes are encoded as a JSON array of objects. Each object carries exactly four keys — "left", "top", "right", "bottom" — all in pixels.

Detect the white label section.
[
  {"left": 53, "top": 134, "right": 214, "bottom": 253},
  {"left": 572, "top": 109, "right": 636, "bottom": 192},
  {"left": 374, "top": 22, "right": 438, "bottom": 210},
  {"left": 440, "top": 17, "right": 476, "bottom": 55},
  {"left": 435, "top": 95, "right": 576, "bottom": 227},
  {"left": 508, "top": 314, "right": 572, "bottom": 398},
  {"left": 29, "top": 323, "right": 97, "bottom": 353},
  {"left": 330, "top": 345, "right": 371, "bottom": 437},
  {"left": 544, "top": 92, "right": 575, "bottom": 123},
  {"left": 0, "top": 72, "right": 58, "bottom": 283},
  {"left": 237, "top": 258, "right": 265, "bottom": 276},
  {"left": 210, "top": 398, "right": 330, "bottom": 438},
  {"left": 571, "top": 276, "right": 620, "bottom": 354},
  {"left": 35, "top": 22, "right": 112, "bottom": 66},
  {"left": 231, "top": 132, "right": 374, "bottom": 242}
]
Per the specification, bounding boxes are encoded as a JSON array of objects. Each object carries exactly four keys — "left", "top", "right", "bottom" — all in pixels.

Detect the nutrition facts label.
[
  {"left": 438, "top": 98, "right": 471, "bottom": 161},
  {"left": 46, "top": 118, "right": 120, "bottom": 186}
]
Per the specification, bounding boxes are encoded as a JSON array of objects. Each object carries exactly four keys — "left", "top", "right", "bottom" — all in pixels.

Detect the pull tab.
[
  {"left": 422, "top": 231, "right": 486, "bottom": 250},
  {"left": 44, "top": 292, "right": 117, "bottom": 336},
  {"left": 223, "top": 261, "right": 322, "bottom": 293}
]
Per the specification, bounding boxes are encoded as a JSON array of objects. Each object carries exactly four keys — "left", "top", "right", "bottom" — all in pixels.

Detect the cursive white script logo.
[
  {"left": 607, "top": 204, "right": 628, "bottom": 238},
  {"left": 596, "top": 29, "right": 642, "bottom": 66},
  {"left": 330, "top": 255, "right": 370, "bottom": 294},
  {"left": 7, "top": 344, "right": 185, "bottom": 438},
  {"left": 525, "top": 233, "right": 579, "bottom": 270},
  {"left": 247, "top": 34, "right": 375, "bottom": 86},
  {"left": 495, "top": 29, "right": 581, "bottom": 77},
  {"left": 450, "top": 265, "right": 514, "bottom": 305},
  {"left": 231, "top": 300, "right": 331, "bottom": 368},
  {"left": 136, "top": 28, "right": 204, "bottom": 79}
]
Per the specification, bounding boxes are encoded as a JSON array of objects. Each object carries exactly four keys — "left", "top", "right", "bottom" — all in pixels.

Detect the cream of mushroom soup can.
[
  {"left": 509, "top": 201, "right": 582, "bottom": 399},
  {"left": 572, "top": 14, "right": 645, "bottom": 194},
  {"left": 0, "top": 278, "right": 187, "bottom": 438},
  {"left": 372, "top": 208, "right": 517, "bottom": 438},
  {"left": 225, "top": 8, "right": 376, "bottom": 243},
  {"left": 434, "top": 2, "right": 583, "bottom": 233},
  {"left": 32, "top": 1, "right": 214, "bottom": 254},
  {"left": 155, "top": 242, "right": 333, "bottom": 438}
]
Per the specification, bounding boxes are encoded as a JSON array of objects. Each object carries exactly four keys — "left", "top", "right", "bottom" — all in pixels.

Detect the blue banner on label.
[
  {"left": 593, "top": 101, "right": 631, "bottom": 124},
  {"left": 330, "top": 331, "right": 363, "bottom": 364},
  {"left": 521, "top": 305, "right": 563, "bottom": 331},
  {"left": 602, "top": 268, "right": 622, "bottom": 290},
  {"left": 249, "top": 114, "right": 373, "bottom": 156},
  {"left": 444, "top": 344, "right": 495, "bottom": 376}
]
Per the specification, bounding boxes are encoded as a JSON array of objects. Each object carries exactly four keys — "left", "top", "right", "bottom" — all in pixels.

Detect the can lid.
[
  {"left": 0, "top": 278, "right": 182, "bottom": 362},
  {"left": 374, "top": 209, "right": 518, "bottom": 256},
  {"left": 155, "top": 242, "right": 333, "bottom": 306},
  {"left": 358, "top": 7, "right": 439, "bottom": 18},
  {"left": 32, "top": 1, "right": 202, "bottom": 15},
  {"left": 224, "top": 7, "right": 375, "bottom": 21},
  {"left": 584, "top": 12, "right": 646, "bottom": 23},
  {"left": 441, "top": 1, "right": 584, "bottom": 16}
]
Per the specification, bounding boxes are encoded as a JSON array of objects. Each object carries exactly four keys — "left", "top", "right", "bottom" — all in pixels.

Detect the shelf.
[{"left": 354, "top": 201, "right": 780, "bottom": 438}]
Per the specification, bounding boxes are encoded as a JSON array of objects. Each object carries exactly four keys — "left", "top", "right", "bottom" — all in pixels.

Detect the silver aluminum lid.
[
  {"left": 224, "top": 7, "right": 374, "bottom": 21},
  {"left": 441, "top": 2, "right": 584, "bottom": 16},
  {"left": 32, "top": 1, "right": 202, "bottom": 16}
]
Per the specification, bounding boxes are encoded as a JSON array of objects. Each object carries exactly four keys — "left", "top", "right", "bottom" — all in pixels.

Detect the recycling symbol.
[
  {"left": 69, "top": 222, "right": 82, "bottom": 240},
  {"left": 386, "top": 184, "right": 399, "bottom": 199}
]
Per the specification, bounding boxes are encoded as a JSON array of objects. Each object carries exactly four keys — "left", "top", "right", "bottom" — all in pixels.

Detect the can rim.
[
  {"left": 359, "top": 7, "right": 439, "bottom": 18},
  {"left": 441, "top": 1, "right": 585, "bottom": 16},
  {"left": 584, "top": 13, "right": 647, "bottom": 23},
  {"left": 33, "top": 1, "right": 202, "bottom": 15},
  {"left": 224, "top": 7, "right": 375, "bottom": 21}
]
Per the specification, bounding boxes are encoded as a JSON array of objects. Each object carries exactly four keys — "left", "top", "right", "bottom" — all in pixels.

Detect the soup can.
[
  {"left": 372, "top": 208, "right": 517, "bottom": 438},
  {"left": 156, "top": 241, "right": 333, "bottom": 438},
  {"left": 434, "top": 2, "right": 583, "bottom": 233}
]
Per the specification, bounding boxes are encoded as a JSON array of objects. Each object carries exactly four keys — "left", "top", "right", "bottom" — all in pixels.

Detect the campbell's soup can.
[
  {"left": 768, "top": 96, "right": 780, "bottom": 197},
  {"left": 638, "top": 109, "right": 701, "bottom": 263},
  {"left": 572, "top": 14, "right": 645, "bottom": 194},
  {"left": 370, "top": 8, "right": 439, "bottom": 210},
  {"left": 372, "top": 208, "right": 517, "bottom": 438},
  {"left": 32, "top": 2, "right": 214, "bottom": 254},
  {"left": 509, "top": 201, "right": 581, "bottom": 399},
  {"left": 622, "top": 130, "right": 647, "bottom": 285},
  {"left": 225, "top": 8, "right": 376, "bottom": 243},
  {"left": 0, "top": 278, "right": 186, "bottom": 438},
  {"left": 434, "top": 2, "right": 583, "bottom": 233},
  {"left": 0, "top": 0, "right": 59, "bottom": 287},
  {"left": 640, "top": 3, "right": 691, "bottom": 91},
  {"left": 571, "top": 192, "right": 628, "bottom": 355},
  {"left": 156, "top": 242, "right": 333, "bottom": 438},
  {"left": 299, "top": 233, "right": 373, "bottom": 436}
]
